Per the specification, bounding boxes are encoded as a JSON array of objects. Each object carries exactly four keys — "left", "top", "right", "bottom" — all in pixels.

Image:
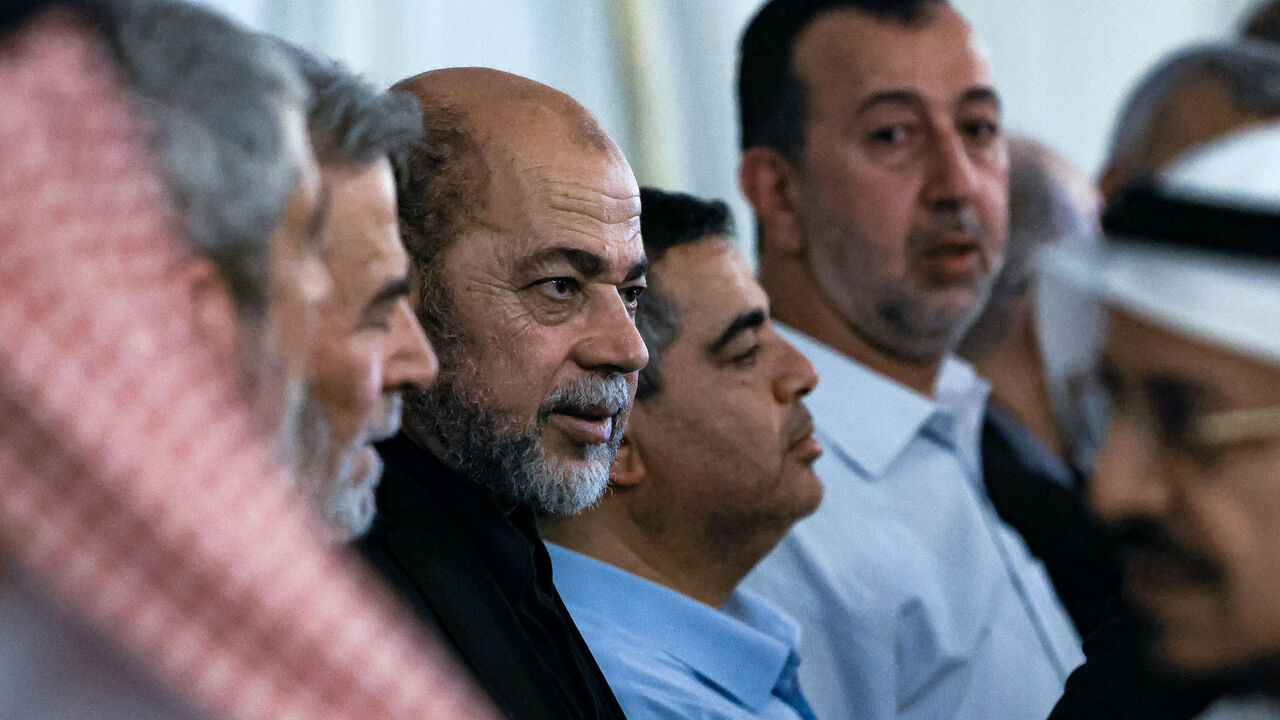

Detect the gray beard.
[
  {"left": 405, "top": 373, "right": 628, "bottom": 515},
  {"left": 294, "top": 391, "right": 378, "bottom": 542}
]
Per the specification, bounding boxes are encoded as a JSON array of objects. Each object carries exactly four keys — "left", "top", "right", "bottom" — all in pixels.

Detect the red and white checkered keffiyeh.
[{"left": 0, "top": 11, "right": 499, "bottom": 720}]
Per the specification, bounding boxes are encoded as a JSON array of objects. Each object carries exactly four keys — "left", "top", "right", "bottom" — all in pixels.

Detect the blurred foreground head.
[
  {"left": 91, "top": 0, "right": 332, "bottom": 470},
  {"left": 393, "top": 67, "right": 648, "bottom": 514},
  {"left": 281, "top": 44, "right": 439, "bottom": 541},
  {"left": 0, "top": 3, "right": 498, "bottom": 719},
  {"left": 1046, "top": 123, "right": 1280, "bottom": 680}
]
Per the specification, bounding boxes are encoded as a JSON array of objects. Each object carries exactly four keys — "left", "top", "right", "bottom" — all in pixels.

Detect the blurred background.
[{"left": 205, "top": 0, "right": 1265, "bottom": 261}]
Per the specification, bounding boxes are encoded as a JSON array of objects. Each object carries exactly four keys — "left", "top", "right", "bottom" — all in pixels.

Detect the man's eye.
[
  {"left": 359, "top": 308, "right": 395, "bottom": 332},
  {"left": 960, "top": 118, "right": 1000, "bottom": 146},
  {"left": 539, "top": 277, "right": 580, "bottom": 299},
  {"left": 621, "top": 285, "right": 646, "bottom": 307},
  {"left": 868, "top": 125, "right": 908, "bottom": 145},
  {"left": 732, "top": 344, "right": 762, "bottom": 368}
]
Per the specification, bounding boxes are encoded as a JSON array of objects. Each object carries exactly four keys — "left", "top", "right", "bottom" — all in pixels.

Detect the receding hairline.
[{"left": 394, "top": 67, "right": 615, "bottom": 157}]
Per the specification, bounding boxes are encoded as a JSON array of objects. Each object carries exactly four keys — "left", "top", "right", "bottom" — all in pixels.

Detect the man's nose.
[
  {"left": 922, "top": 129, "right": 981, "bottom": 211},
  {"left": 1090, "top": 417, "right": 1175, "bottom": 524},
  {"left": 381, "top": 298, "right": 438, "bottom": 392},
  {"left": 773, "top": 340, "right": 818, "bottom": 403},
  {"left": 570, "top": 288, "right": 648, "bottom": 374}
]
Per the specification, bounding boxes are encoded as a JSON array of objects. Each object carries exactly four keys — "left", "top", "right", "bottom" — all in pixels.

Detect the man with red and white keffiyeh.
[{"left": 0, "top": 2, "right": 499, "bottom": 718}]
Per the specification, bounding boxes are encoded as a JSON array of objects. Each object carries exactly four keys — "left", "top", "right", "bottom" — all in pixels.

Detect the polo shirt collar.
[
  {"left": 776, "top": 323, "right": 989, "bottom": 479},
  {"left": 548, "top": 545, "right": 797, "bottom": 713}
]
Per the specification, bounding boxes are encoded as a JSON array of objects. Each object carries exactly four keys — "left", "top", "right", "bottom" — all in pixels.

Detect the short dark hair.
[
  {"left": 1, "top": 0, "right": 58, "bottom": 37},
  {"left": 1244, "top": 1, "right": 1280, "bottom": 44},
  {"left": 635, "top": 187, "right": 734, "bottom": 400},
  {"left": 278, "top": 42, "right": 423, "bottom": 170},
  {"left": 738, "top": 0, "right": 946, "bottom": 158}
]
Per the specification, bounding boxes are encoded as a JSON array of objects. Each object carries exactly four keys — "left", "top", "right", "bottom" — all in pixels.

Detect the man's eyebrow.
[
  {"left": 304, "top": 185, "right": 332, "bottom": 250},
  {"left": 365, "top": 277, "right": 411, "bottom": 315},
  {"left": 709, "top": 308, "right": 766, "bottom": 354},
  {"left": 855, "top": 90, "right": 925, "bottom": 116},
  {"left": 625, "top": 257, "right": 649, "bottom": 282},
  {"left": 516, "top": 247, "right": 605, "bottom": 277},
  {"left": 853, "top": 87, "right": 1002, "bottom": 117},
  {"left": 958, "top": 86, "right": 1001, "bottom": 109}
]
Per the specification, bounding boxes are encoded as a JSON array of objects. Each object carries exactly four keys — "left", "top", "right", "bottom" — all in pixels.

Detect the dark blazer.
[
  {"left": 982, "top": 407, "right": 1221, "bottom": 720},
  {"left": 357, "top": 433, "right": 627, "bottom": 720},
  {"left": 981, "top": 403, "right": 1122, "bottom": 637},
  {"left": 1049, "top": 601, "right": 1219, "bottom": 720}
]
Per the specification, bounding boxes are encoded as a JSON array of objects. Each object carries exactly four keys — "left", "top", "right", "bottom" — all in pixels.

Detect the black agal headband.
[{"left": 1103, "top": 182, "right": 1280, "bottom": 260}]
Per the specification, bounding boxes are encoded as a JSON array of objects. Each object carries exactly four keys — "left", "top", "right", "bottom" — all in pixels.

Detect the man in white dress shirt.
[{"left": 736, "top": 1, "right": 1083, "bottom": 718}]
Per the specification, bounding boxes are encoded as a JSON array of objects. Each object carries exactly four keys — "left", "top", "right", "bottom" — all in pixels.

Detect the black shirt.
[{"left": 357, "top": 432, "right": 627, "bottom": 720}]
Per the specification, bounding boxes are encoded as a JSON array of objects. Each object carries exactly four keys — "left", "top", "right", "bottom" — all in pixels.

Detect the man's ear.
[
  {"left": 178, "top": 256, "right": 238, "bottom": 360},
  {"left": 609, "top": 433, "right": 647, "bottom": 489},
  {"left": 740, "top": 146, "right": 806, "bottom": 256},
  {"left": 1096, "top": 163, "right": 1123, "bottom": 213}
]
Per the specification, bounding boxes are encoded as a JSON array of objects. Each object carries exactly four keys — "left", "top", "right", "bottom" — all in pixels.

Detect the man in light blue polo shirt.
[
  {"left": 735, "top": 1, "right": 1083, "bottom": 718},
  {"left": 542, "top": 188, "right": 823, "bottom": 720}
]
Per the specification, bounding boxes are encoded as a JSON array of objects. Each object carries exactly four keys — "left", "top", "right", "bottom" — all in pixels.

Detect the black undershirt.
[{"left": 357, "top": 432, "right": 626, "bottom": 720}]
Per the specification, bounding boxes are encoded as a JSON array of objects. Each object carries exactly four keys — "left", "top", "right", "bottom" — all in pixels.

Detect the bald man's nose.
[{"left": 571, "top": 292, "right": 648, "bottom": 374}]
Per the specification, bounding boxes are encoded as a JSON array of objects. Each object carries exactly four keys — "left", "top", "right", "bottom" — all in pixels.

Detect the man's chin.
[
  {"left": 321, "top": 445, "right": 382, "bottom": 543},
  {"left": 507, "top": 449, "right": 612, "bottom": 516},
  {"left": 1138, "top": 592, "right": 1261, "bottom": 678}
]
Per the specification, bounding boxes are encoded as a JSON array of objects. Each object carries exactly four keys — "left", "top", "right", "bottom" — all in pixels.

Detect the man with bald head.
[{"left": 357, "top": 68, "right": 645, "bottom": 720}]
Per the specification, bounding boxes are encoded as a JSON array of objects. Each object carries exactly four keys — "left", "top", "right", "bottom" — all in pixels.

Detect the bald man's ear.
[
  {"left": 609, "top": 434, "right": 646, "bottom": 489},
  {"left": 178, "top": 256, "right": 239, "bottom": 365},
  {"left": 740, "top": 146, "right": 805, "bottom": 256}
]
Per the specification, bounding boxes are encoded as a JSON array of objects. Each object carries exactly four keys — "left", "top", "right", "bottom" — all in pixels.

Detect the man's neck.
[
  {"left": 541, "top": 513, "right": 766, "bottom": 609},
  {"left": 761, "top": 255, "right": 942, "bottom": 397},
  {"left": 971, "top": 314, "right": 1067, "bottom": 460}
]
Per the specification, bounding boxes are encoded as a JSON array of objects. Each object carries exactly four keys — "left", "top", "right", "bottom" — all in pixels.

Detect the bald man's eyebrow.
[
  {"left": 517, "top": 247, "right": 605, "bottom": 278},
  {"left": 625, "top": 257, "right": 648, "bottom": 282},
  {"left": 710, "top": 309, "right": 766, "bottom": 354},
  {"left": 517, "top": 247, "right": 647, "bottom": 282}
]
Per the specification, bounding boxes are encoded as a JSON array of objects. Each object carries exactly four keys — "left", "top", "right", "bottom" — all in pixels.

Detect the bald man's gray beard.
[{"left": 405, "top": 373, "right": 629, "bottom": 515}]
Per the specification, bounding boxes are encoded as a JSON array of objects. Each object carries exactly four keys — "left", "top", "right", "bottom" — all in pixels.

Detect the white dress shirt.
[{"left": 744, "top": 324, "right": 1084, "bottom": 720}]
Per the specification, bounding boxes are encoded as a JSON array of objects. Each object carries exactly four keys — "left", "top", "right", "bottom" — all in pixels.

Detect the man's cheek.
[{"left": 1194, "top": 489, "right": 1278, "bottom": 628}]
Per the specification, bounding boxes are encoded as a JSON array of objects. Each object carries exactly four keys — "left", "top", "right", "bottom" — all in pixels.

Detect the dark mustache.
[
  {"left": 1106, "top": 517, "right": 1223, "bottom": 585},
  {"left": 906, "top": 209, "right": 990, "bottom": 255},
  {"left": 782, "top": 402, "right": 815, "bottom": 448}
]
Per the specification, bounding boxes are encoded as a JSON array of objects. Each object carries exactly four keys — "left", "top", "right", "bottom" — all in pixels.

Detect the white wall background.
[{"left": 203, "top": 0, "right": 1269, "bottom": 259}]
